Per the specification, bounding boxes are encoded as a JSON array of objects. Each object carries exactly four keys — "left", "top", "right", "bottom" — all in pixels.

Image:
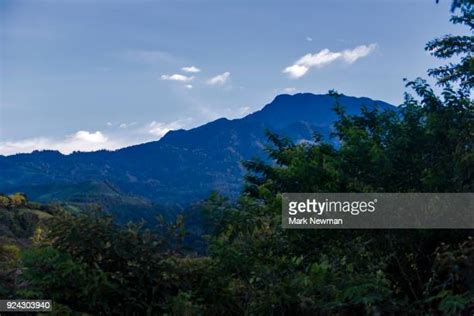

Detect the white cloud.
[
  {"left": 283, "top": 87, "right": 297, "bottom": 93},
  {"left": 148, "top": 119, "right": 188, "bottom": 138},
  {"left": 0, "top": 130, "right": 125, "bottom": 155},
  {"left": 181, "top": 66, "right": 201, "bottom": 73},
  {"left": 283, "top": 64, "right": 310, "bottom": 78},
  {"left": 185, "top": 84, "right": 193, "bottom": 89},
  {"left": 306, "top": 36, "right": 313, "bottom": 42},
  {"left": 161, "top": 74, "right": 194, "bottom": 82},
  {"left": 106, "top": 122, "right": 113, "bottom": 127},
  {"left": 126, "top": 50, "right": 178, "bottom": 64},
  {"left": 207, "top": 72, "right": 230, "bottom": 85},
  {"left": 119, "top": 122, "right": 137, "bottom": 129},
  {"left": 0, "top": 118, "right": 196, "bottom": 156},
  {"left": 283, "top": 43, "right": 377, "bottom": 78},
  {"left": 341, "top": 44, "right": 377, "bottom": 63},
  {"left": 73, "top": 131, "right": 107, "bottom": 143}
]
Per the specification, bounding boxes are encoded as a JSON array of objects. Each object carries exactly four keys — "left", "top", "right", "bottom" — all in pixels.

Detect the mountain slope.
[{"left": 0, "top": 93, "right": 395, "bottom": 208}]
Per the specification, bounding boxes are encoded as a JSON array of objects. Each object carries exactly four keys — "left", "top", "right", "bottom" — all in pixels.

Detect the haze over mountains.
[{"left": 0, "top": 93, "right": 394, "bottom": 220}]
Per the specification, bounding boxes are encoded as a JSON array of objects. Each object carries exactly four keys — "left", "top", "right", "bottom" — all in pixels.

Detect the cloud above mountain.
[
  {"left": 283, "top": 43, "right": 377, "bottom": 79},
  {"left": 73, "top": 131, "right": 108, "bottom": 143},
  {"left": 161, "top": 74, "right": 194, "bottom": 82},
  {"left": 0, "top": 130, "right": 121, "bottom": 155},
  {"left": 207, "top": 72, "right": 230, "bottom": 85},
  {"left": 0, "top": 119, "right": 194, "bottom": 155},
  {"left": 148, "top": 119, "right": 188, "bottom": 138},
  {"left": 181, "top": 66, "right": 201, "bottom": 73}
]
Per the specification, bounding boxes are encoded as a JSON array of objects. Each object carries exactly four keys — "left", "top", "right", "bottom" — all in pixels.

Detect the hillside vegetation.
[{"left": 0, "top": 193, "right": 61, "bottom": 297}]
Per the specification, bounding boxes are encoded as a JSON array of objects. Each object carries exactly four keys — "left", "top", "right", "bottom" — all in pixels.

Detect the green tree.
[{"left": 196, "top": 1, "right": 473, "bottom": 314}]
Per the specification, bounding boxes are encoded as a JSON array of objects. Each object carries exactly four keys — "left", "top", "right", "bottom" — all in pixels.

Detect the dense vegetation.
[
  {"left": 0, "top": 0, "right": 473, "bottom": 314},
  {"left": 0, "top": 193, "right": 61, "bottom": 298}
]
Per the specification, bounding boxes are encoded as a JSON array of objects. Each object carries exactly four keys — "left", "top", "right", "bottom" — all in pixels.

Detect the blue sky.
[{"left": 0, "top": 0, "right": 465, "bottom": 155}]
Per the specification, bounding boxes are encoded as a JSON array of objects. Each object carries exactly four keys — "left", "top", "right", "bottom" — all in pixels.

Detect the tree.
[
  {"left": 198, "top": 1, "right": 473, "bottom": 313},
  {"left": 430, "top": 0, "right": 473, "bottom": 91}
]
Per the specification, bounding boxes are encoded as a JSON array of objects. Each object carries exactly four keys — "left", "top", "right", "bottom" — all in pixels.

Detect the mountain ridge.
[
  {"left": 0, "top": 93, "right": 395, "bottom": 218},
  {"left": 0, "top": 93, "right": 394, "bottom": 158}
]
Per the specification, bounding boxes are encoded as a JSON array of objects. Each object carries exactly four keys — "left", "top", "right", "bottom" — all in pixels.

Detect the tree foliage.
[{"left": 430, "top": 0, "right": 474, "bottom": 91}]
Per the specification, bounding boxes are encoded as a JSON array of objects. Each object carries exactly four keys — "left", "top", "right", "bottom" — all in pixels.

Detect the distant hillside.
[
  {"left": 0, "top": 93, "right": 395, "bottom": 215},
  {"left": 0, "top": 193, "right": 55, "bottom": 248}
]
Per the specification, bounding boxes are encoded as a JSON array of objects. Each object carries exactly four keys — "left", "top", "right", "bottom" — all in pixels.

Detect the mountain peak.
[{"left": 1, "top": 93, "right": 395, "bottom": 205}]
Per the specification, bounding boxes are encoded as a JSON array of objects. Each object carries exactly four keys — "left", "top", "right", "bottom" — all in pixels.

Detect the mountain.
[{"left": 0, "top": 93, "right": 395, "bottom": 217}]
